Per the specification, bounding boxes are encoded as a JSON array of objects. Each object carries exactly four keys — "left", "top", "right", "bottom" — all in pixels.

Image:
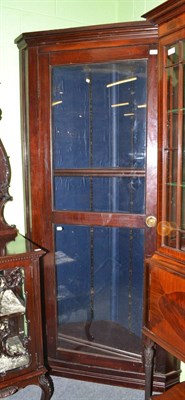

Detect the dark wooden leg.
[
  {"left": 39, "top": 373, "right": 54, "bottom": 400},
  {"left": 144, "top": 338, "right": 155, "bottom": 400}
]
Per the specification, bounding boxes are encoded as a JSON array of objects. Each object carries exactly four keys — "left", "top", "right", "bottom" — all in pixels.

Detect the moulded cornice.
[
  {"left": 15, "top": 21, "right": 158, "bottom": 50},
  {"left": 143, "top": 0, "right": 185, "bottom": 25}
]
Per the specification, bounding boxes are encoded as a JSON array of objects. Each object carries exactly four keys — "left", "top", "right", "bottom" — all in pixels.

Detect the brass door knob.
[{"left": 146, "top": 215, "right": 157, "bottom": 228}]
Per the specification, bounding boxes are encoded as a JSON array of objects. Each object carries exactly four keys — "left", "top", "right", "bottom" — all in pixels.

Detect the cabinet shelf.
[
  {"left": 164, "top": 147, "right": 178, "bottom": 151},
  {"left": 0, "top": 312, "right": 25, "bottom": 319},
  {"left": 167, "top": 108, "right": 185, "bottom": 114},
  {"left": 53, "top": 168, "right": 146, "bottom": 177},
  {"left": 166, "top": 182, "right": 185, "bottom": 187}
]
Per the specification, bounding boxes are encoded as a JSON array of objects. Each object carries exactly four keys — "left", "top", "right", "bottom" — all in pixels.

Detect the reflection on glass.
[
  {"left": 166, "top": 149, "right": 178, "bottom": 227},
  {"left": 166, "top": 43, "right": 179, "bottom": 66},
  {"left": 167, "top": 66, "right": 179, "bottom": 118},
  {"left": 55, "top": 225, "right": 144, "bottom": 358},
  {"left": 53, "top": 176, "right": 145, "bottom": 214},
  {"left": 0, "top": 268, "right": 30, "bottom": 374},
  {"left": 51, "top": 61, "right": 147, "bottom": 169}
]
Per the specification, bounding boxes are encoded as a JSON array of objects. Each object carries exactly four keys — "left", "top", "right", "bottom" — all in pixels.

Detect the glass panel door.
[
  {"left": 162, "top": 41, "right": 185, "bottom": 250},
  {"left": 51, "top": 60, "right": 148, "bottom": 359}
]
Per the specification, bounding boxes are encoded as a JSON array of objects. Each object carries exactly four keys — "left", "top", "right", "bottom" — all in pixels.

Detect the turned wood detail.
[{"left": 144, "top": 339, "right": 155, "bottom": 400}]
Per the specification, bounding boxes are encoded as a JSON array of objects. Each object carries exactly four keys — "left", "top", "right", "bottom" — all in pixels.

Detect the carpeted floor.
[{"left": 4, "top": 376, "right": 146, "bottom": 399}]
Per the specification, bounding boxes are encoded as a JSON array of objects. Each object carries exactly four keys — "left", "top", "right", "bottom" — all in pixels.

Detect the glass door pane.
[
  {"left": 51, "top": 59, "right": 147, "bottom": 359},
  {"left": 53, "top": 176, "right": 145, "bottom": 214},
  {"left": 163, "top": 41, "right": 185, "bottom": 250},
  {"left": 52, "top": 61, "right": 146, "bottom": 170},
  {"left": 55, "top": 225, "right": 144, "bottom": 357}
]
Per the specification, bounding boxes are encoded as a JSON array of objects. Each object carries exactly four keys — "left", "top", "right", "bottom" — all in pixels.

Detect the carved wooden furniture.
[
  {"left": 15, "top": 17, "right": 180, "bottom": 392},
  {"left": 0, "top": 119, "right": 53, "bottom": 398},
  {"left": 0, "top": 234, "right": 53, "bottom": 399},
  {"left": 143, "top": 1, "right": 185, "bottom": 399},
  {"left": 0, "top": 135, "right": 17, "bottom": 239}
]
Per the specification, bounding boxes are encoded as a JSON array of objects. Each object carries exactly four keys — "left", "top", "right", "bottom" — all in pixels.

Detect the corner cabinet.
[
  {"left": 15, "top": 19, "right": 179, "bottom": 392},
  {"left": 0, "top": 234, "right": 52, "bottom": 399},
  {"left": 143, "top": 1, "right": 185, "bottom": 399}
]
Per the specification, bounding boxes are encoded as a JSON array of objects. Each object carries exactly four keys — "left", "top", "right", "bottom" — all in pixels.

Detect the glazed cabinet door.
[
  {"left": 51, "top": 58, "right": 152, "bottom": 356},
  {"left": 158, "top": 37, "right": 185, "bottom": 254},
  {"left": 32, "top": 45, "right": 158, "bottom": 387}
]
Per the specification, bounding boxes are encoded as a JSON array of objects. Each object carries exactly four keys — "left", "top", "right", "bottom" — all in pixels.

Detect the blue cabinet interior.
[{"left": 52, "top": 60, "right": 146, "bottom": 357}]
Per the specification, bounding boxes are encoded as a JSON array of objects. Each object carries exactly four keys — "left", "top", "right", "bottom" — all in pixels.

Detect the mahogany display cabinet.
[
  {"left": 0, "top": 130, "right": 52, "bottom": 398},
  {"left": 142, "top": 1, "right": 185, "bottom": 399},
  {"left": 0, "top": 234, "right": 53, "bottom": 399},
  {"left": 15, "top": 5, "right": 180, "bottom": 393}
]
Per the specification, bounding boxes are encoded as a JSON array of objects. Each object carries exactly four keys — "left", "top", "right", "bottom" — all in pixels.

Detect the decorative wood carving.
[
  {"left": 0, "top": 385, "right": 18, "bottom": 399},
  {"left": 0, "top": 110, "right": 17, "bottom": 238}
]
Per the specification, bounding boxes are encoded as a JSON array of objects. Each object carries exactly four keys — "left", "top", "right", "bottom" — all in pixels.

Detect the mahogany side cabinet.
[
  {"left": 143, "top": 1, "right": 185, "bottom": 399},
  {"left": 0, "top": 234, "right": 52, "bottom": 399},
  {"left": 0, "top": 118, "right": 52, "bottom": 398},
  {"left": 14, "top": 0, "right": 182, "bottom": 394}
]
